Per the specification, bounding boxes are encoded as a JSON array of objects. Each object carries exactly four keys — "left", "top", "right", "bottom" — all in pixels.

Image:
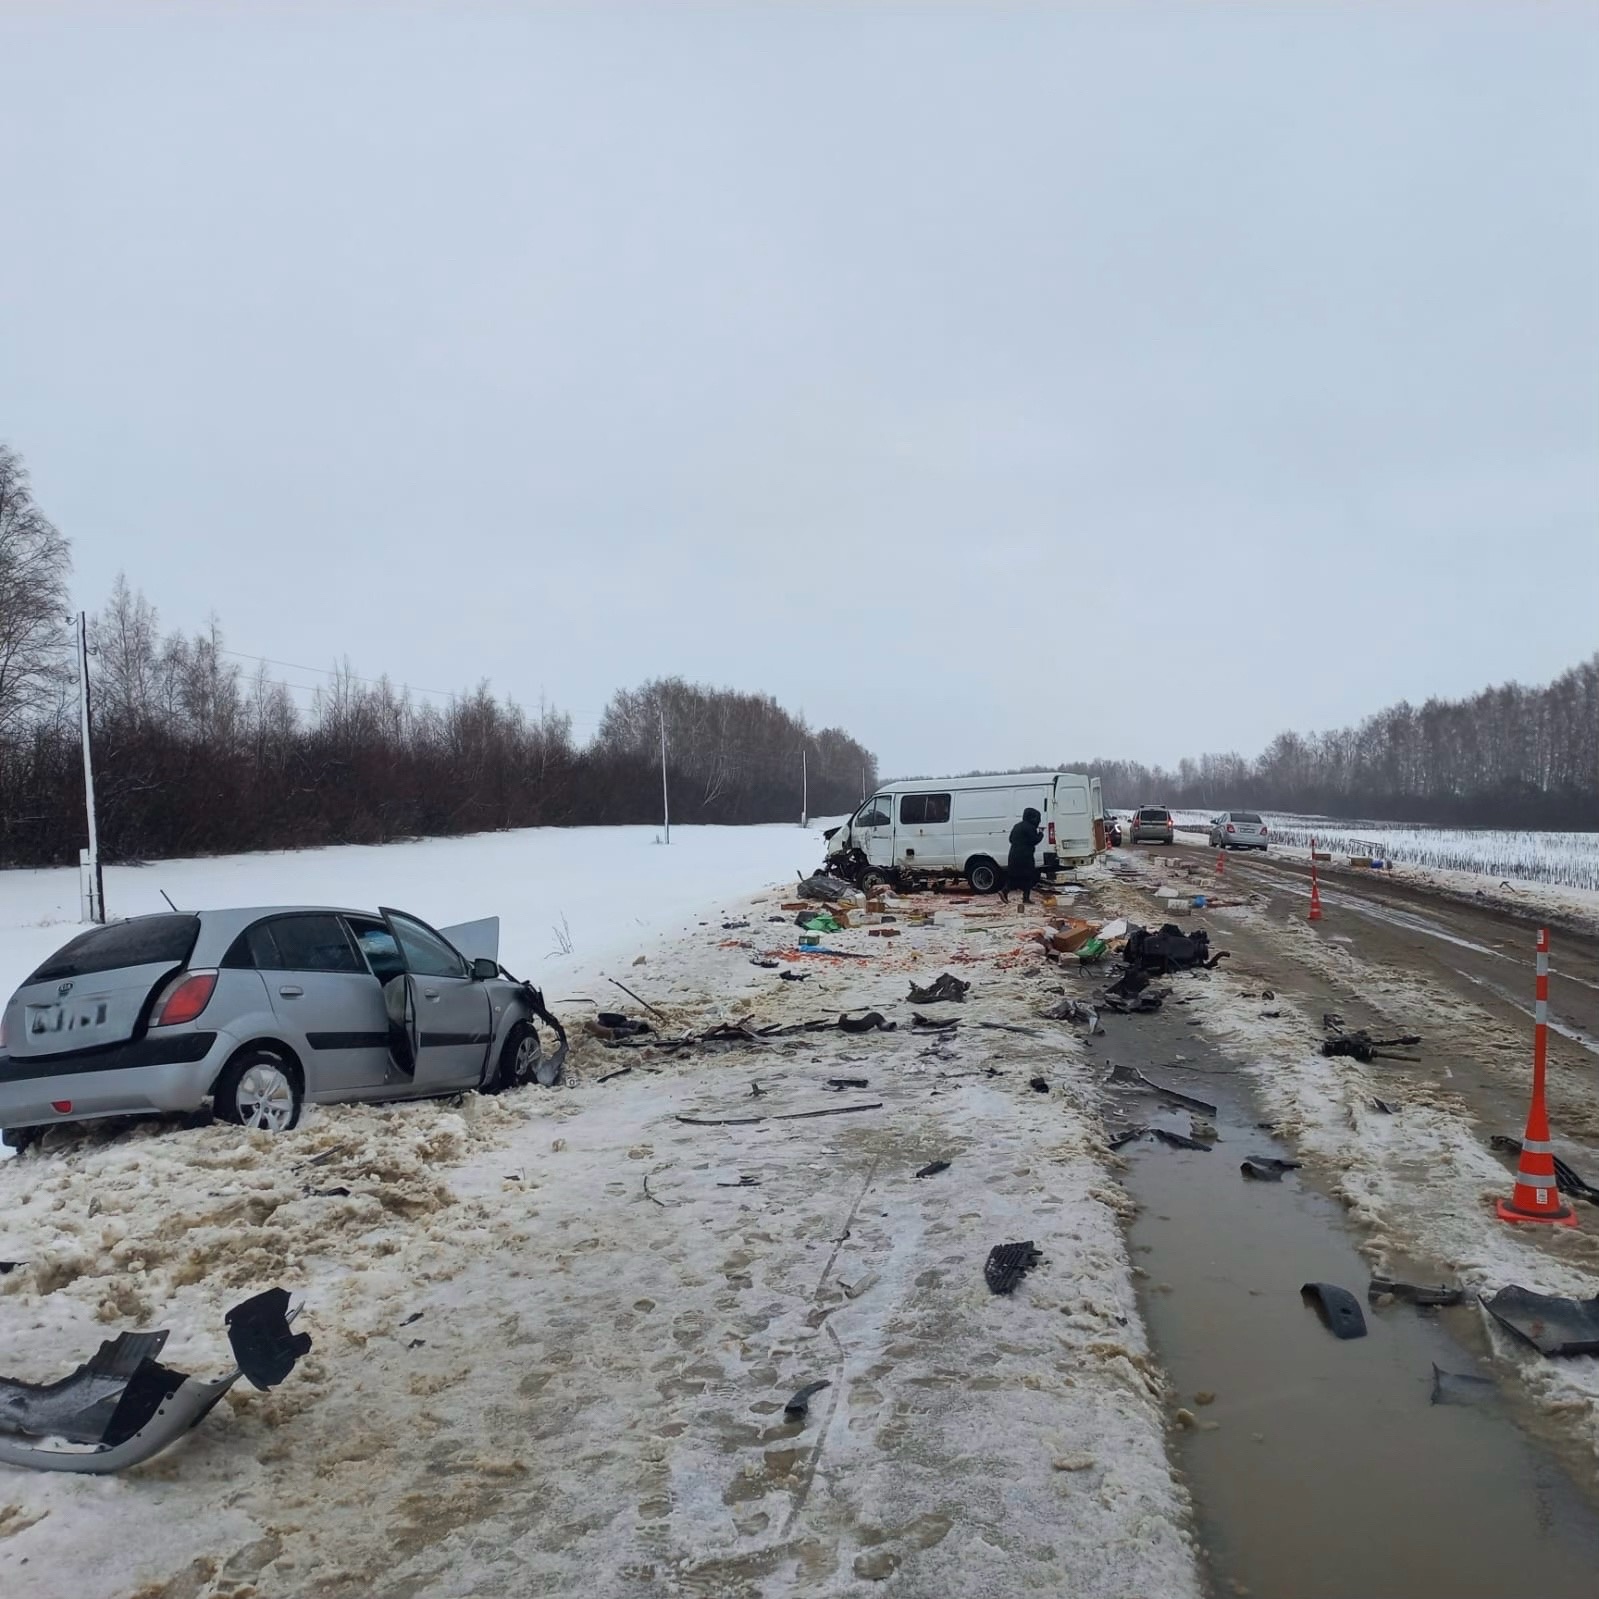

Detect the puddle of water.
[{"left": 1116, "top": 1053, "right": 1599, "bottom": 1597}]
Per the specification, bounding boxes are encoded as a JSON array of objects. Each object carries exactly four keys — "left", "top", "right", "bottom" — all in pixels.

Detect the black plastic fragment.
[
  {"left": 1481, "top": 1285, "right": 1599, "bottom": 1356},
  {"left": 779, "top": 971, "right": 810, "bottom": 982},
  {"left": 1430, "top": 1364, "right": 1497, "bottom": 1406},
  {"left": 839, "top": 1012, "right": 894, "bottom": 1034},
  {"left": 1240, "top": 1157, "right": 1300, "bottom": 1181},
  {"left": 1301, "top": 1282, "right": 1368, "bottom": 1339},
  {"left": 985, "top": 1241, "right": 1043, "bottom": 1295},
  {"left": 226, "top": 1287, "right": 313, "bottom": 1390},
  {"left": 914, "top": 1160, "right": 950, "bottom": 1179},
  {"left": 1029, "top": 1077, "right": 1049, "bottom": 1094},
  {"left": 100, "top": 1360, "right": 188, "bottom": 1448},
  {"left": 828, "top": 1077, "right": 870, "bottom": 1089},
  {"left": 1152, "top": 1128, "right": 1211, "bottom": 1152},
  {"left": 1371, "top": 1096, "right": 1397, "bottom": 1114},
  {"left": 784, "top": 1379, "right": 830, "bottom": 1418}
]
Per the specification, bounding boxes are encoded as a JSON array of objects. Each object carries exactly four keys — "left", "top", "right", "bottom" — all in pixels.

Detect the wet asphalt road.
[{"left": 1151, "top": 837, "right": 1599, "bottom": 1152}]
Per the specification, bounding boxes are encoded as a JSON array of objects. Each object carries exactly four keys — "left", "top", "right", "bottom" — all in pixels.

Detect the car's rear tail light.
[
  {"left": 1048, "top": 821, "right": 1056, "bottom": 845},
  {"left": 1226, "top": 823, "right": 1236, "bottom": 833},
  {"left": 52, "top": 1100, "right": 72, "bottom": 1114},
  {"left": 153, "top": 971, "right": 217, "bottom": 1027}
]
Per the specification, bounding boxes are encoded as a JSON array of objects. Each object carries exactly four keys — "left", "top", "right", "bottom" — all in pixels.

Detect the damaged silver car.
[{"left": 0, "top": 905, "right": 566, "bottom": 1147}]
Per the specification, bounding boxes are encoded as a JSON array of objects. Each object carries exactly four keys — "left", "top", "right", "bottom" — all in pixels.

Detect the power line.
[{"left": 217, "top": 648, "right": 460, "bottom": 701}]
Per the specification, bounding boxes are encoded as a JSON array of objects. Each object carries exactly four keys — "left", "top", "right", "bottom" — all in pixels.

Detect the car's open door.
[{"left": 378, "top": 908, "right": 494, "bottom": 1090}]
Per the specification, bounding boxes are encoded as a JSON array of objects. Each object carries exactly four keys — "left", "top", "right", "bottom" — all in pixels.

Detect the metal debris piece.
[
  {"left": 1321, "top": 1030, "right": 1421, "bottom": 1063},
  {"left": 676, "top": 1103, "right": 884, "bottom": 1127},
  {"left": 911, "top": 1013, "right": 959, "bottom": 1032},
  {"left": 985, "top": 1241, "right": 1043, "bottom": 1296},
  {"left": 1430, "top": 1364, "right": 1497, "bottom": 1407},
  {"left": 1152, "top": 1127, "right": 1211, "bottom": 1152},
  {"left": 1368, "top": 1277, "right": 1463, "bottom": 1308},
  {"left": 1106, "top": 1064, "right": 1217, "bottom": 1117},
  {"left": 1240, "top": 1157, "right": 1301, "bottom": 1181},
  {"left": 907, "top": 973, "right": 971, "bottom": 1005},
  {"left": 915, "top": 1159, "right": 951, "bottom": 1179},
  {"left": 1107, "top": 1127, "right": 1148, "bottom": 1151}
]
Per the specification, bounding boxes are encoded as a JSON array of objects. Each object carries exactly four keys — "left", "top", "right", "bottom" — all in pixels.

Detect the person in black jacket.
[{"left": 1001, "top": 807, "right": 1044, "bottom": 905}]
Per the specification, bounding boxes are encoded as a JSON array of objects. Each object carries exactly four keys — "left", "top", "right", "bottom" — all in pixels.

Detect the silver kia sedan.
[{"left": 0, "top": 905, "right": 565, "bottom": 1149}]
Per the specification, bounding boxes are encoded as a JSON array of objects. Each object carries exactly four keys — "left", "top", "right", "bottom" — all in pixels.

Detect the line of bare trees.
[
  {"left": 1076, "top": 656, "right": 1599, "bottom": 826},
  {"left": 0, "top": 444, "right": 877, "bottom": 867}
]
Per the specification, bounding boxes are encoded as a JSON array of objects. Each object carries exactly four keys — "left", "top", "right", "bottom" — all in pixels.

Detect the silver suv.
[
  {"left": 1129, "top": 806, "right": 1175, "bottom": 845},
  {"left": 0, "top": 906, "right": 563, "bottom": 1147}
]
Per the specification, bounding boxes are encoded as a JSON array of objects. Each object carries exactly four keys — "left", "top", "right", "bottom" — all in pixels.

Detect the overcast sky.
[{"left": 2, "top": 2, "right": 1594, "bottom": 777}]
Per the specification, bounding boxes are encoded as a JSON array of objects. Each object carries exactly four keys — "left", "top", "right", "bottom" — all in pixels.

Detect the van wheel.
[
  {"left": 859, "top": 867, "right": 891, "bottom": 891},
  {"left": 0, "top": 1127, "right": 39, "bottom": 1155},
  {"left": 966, "top": 858, "right": 1002, "bottom": 895},
  {"left": 214, "top": 1048, "right": 303, "bottom": 1132}
]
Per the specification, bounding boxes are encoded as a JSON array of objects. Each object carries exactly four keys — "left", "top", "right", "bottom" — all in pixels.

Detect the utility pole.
[
  {"left": 659, "top": 705, "right": 671, "bottom": 845},
  {"left": 800, "top": 745, "right": 808, "bottom": 829},
  {"left": 76, "top": 611, "right": 104, "bottom": 922}
]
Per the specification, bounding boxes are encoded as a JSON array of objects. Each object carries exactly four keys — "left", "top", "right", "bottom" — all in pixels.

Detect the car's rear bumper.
[{"left": 0, "top": 1030, "right": 231, "bottom": 1130}]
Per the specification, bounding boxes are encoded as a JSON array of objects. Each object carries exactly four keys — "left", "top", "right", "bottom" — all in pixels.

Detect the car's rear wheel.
[
  {"left": 489, "top": 1021, "right": 540, "bottom": 1094},
  {"left": 966, "top": 857, "right": 1002, "bottom": 894},
  {"left": 215, "top": 1049, "right": 302, "bottom": 1132}
]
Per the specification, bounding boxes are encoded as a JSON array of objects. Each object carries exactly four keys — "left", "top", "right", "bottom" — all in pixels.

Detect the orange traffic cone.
[
  {"left": 1498, "top": 929, "right": 1576, "bottom": 1227},
  {"left": 1216, "top": 850, "right": 1225, "bottom": 876},
  {"left": 1308, "top": 864, "right": 1323, "bottom": 922}
]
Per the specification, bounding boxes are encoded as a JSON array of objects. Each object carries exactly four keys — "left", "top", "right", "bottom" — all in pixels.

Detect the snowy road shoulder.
[{"left": 0, "top": 883, "right": 1200, "bottom": 1599}]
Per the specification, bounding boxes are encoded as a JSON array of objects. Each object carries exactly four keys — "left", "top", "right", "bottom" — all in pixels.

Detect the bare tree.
[{"left": 0, "top": 444, "right": 72, "bottom": 739}]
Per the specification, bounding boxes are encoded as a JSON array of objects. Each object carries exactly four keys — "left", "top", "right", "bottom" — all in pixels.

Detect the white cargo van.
[{"left": 822, "top": 771, "right": 1102, "bottom": 893}]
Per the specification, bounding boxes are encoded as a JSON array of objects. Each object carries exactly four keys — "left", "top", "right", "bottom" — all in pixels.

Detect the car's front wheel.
[
  {"left": 489, "top": 1021, "right": 540, "bottom": 1094},
  {"left": 214, "top": 1048, "right": 303, "bottom": 1132}
]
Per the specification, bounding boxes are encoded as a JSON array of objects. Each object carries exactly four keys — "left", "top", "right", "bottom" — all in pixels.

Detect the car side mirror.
[{"left": 471, "top": 957, "right": 500, "bottom": 981}]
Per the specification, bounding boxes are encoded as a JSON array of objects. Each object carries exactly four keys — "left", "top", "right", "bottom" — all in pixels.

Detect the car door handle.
[
  {"left": 422, "top": 989, "right": 440, "bottom": 1001},
  {"left": 278, "top": 985, "right": 304, "bottom": 998}
]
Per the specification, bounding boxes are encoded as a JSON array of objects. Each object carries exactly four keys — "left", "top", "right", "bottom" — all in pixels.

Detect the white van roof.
[{"left": 874, "top": 771, "right": 1089, "bottom": 794}]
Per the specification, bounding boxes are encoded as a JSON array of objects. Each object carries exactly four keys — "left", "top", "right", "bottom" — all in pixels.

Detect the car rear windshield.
[
  {"left": 27, "top": 914, "right": 201, "bottom": 983},
  {"left": 1234, "top": 812, "right": 1264, "bottom": 825},
  {"left": 1139, "top": 808, "right": 1170, "bottom": 821}
]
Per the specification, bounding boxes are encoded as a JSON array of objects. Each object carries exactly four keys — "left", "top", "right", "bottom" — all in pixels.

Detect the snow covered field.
[
  {"left": 1167, "top": 811, "right": 1599, "bottom": 896},
  {"left": 0, "top": 832, "right": 1200, "bottom": 1598},
  {"left": 0, "top": 822, "right": 841, "bottom": 1005}
]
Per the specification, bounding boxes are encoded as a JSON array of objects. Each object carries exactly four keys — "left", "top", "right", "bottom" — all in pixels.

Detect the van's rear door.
[
  {"left": 2, "top": 916, "right": 201, "bottom": 1062},
  {"left": 1090, "top": 778, "right": 1106, "bottom": 852}
]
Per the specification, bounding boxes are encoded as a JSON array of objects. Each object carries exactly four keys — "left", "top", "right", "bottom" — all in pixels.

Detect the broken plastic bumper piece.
[{"left": 0, "top": 1286, "right": 310, "bottom": 1474}]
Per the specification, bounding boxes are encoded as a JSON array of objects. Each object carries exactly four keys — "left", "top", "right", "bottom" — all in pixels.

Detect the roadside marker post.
[
  {"left": 1498, "top": 928, "right": 1576, "bottom": 1227},
  {"left": 1308, "top": 838, "right": 1323, "bottom": 922},
  {"left": 1216, "top": 849, "right": 1225, "bottom": 876}
]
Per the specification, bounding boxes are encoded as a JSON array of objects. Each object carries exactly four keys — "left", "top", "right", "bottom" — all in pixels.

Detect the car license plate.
[{"left": 26, "top": 999, "right": 111, "bottom": 1038}]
